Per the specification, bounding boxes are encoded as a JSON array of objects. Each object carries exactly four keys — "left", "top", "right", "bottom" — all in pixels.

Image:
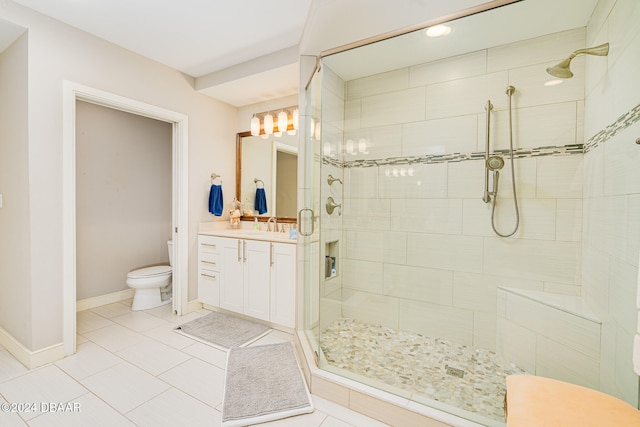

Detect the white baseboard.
[
  {"left": 0, "top": 326, "right": 65, "bottom": 370},
  {"left": 76, "top": 289, "right": 134, "bottom": 312}
]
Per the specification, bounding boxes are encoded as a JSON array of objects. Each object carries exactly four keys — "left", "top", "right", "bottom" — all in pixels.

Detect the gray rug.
[
  {"left": 174, "top": 311, "right": 271, "bottom": 350},
  {"left": 222, "top": 342, "right": 314, "bottom": 426}
]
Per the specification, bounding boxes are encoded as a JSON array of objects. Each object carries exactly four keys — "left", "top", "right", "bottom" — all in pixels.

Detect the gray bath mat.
[
  {"left": 174, "top": 311, "right": 271, "bottom": 350},
  {"left": 222, "top": 342, "right": 314, "bottom": 426}
]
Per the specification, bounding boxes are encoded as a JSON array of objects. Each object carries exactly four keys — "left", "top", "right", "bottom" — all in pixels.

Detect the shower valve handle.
[{"left": 326, "top": 197, "right": 342, "bottom": 216}]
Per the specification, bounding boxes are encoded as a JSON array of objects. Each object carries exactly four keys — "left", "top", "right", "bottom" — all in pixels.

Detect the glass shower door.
[{"left": 301, "top": 60, "right": 322, "bottom": 362}]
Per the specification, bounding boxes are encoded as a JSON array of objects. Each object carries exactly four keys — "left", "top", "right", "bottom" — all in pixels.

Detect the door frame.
[{"left": 62, "top": 81, "right": 189, "bottom": 355}]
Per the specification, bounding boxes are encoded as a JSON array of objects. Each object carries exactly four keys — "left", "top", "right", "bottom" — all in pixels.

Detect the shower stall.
[{"left": 300, "top": 0, "right": 640, "bottom": 425}]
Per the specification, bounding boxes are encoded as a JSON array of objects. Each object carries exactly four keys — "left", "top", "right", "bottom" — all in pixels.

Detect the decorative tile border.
[
  {"left": 585, "top": 102, "right": 640, "bottom": 152},
  {"left": 322, "top": 143, "right": 584, "bottom": 168},
  {"left": 320, "top": 102, "right": 640, "bottom": 167}
]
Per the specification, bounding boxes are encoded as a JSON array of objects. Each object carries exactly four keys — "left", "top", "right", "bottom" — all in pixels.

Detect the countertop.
[{"left": 198, "top": 222, "right": 296, "bottom": 244}]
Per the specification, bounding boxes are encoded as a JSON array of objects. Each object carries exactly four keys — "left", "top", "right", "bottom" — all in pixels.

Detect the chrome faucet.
[{"left": 267, "top": 217, "right": 277, "bottom": 232}]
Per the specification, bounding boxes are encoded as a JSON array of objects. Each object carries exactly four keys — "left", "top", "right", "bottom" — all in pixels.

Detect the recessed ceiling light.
[
  {"left": 544, "top": 79, "right": 564, "bottom": 87},
  {"left": 425, "top": 25, "right": 452, "bottom": 38}
]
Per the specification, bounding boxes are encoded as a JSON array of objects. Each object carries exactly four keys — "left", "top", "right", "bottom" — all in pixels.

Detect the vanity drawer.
[
  {"left": 199, "top": 236, "right": 221, "bottom": 253},
  {"left": 200, "top": 252, "right": 220, "bottom": 270},
  {"left": 198, "top": 268, "right": 220, "bottom": 306}
]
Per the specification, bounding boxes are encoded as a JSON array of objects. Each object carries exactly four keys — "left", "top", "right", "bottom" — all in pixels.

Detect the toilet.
[{"left": 127, "top": 240, "right": 173, "bottom": 311}]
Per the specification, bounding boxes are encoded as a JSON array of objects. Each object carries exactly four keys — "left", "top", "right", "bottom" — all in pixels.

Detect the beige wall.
[
  {"left": 0, "top": 2, "right": 237, "bottom": 351},
  {"left": 0, "top": 31, "right": 31, "bottom": 348},
  {"left": 75, "top": 101, "right": 172, "bottom": 300}
]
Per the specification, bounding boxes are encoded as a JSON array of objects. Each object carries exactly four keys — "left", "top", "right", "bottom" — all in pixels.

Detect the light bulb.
[
  {"left": 263, "top": 113, "right": 274, "bottom": 135},
  {"left": 250, "top": 115, "right": 260, "bottom": 136},
  {"left": 323, "top": 142, "right": 331, "bottom": 156},
  {"left": 425, "top": 24, "right": 451, "bottom": 37},
  {"left": 345, "top": 139, "right": 354, "bottom": 155},
  {"left": 278, "top": 110, "right": 288, "bottom": 133},
  {"left": 292, "top": 108, "right": 299, "bottom": 130}
]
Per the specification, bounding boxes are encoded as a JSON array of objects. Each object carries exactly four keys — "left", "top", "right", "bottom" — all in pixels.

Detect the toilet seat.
[{"left": 127, "top": 265, "right": 172, "bottom": 279}]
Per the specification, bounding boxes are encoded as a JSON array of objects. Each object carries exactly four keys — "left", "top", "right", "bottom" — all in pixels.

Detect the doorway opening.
[{"left": 62, "top": 82, "right": 189, "bottom": 356}]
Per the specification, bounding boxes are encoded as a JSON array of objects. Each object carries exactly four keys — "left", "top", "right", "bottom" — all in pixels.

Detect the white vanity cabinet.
[{"left": 197, "top": 232, "right": 296, "bottom": 328}]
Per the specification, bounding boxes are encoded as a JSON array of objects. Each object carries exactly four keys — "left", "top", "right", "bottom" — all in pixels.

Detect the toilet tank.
[{"left": 167, "top": 240, "right": 173, "bottom": 266}]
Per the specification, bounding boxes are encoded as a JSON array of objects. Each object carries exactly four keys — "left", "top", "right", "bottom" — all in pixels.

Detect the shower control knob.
[{"left": 636, "top": 137, "right": 640, "bottom": 145}]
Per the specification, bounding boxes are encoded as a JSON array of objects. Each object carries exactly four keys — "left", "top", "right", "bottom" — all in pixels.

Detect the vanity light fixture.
[{"left": 249, "top": 107, "right": 299, "bottom": 137}]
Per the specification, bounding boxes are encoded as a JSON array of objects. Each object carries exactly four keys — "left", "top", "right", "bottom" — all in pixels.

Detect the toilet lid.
[{"left": 127, "top": 265, "right": 172, "bottom": 279}]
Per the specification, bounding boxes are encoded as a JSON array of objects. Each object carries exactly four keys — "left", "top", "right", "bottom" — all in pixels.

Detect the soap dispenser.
[{"left": 253, "top": 217, "right": 260, "bottom": 230}]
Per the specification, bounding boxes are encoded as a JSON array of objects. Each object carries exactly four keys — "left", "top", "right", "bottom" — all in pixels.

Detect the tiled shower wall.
[
  {"left": 330, "top": 27, "right": 589, "bottom": 353},
  {"left": 316, "top": 0, "right": 640, "bottom": 409},
  {"left": 582, "top": 0, "right": 640, "bottom": 406}
]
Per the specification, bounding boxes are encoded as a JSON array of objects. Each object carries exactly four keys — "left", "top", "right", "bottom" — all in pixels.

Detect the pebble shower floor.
[{"left": 320, "top": 318, "right": 527, "bottom": 423}]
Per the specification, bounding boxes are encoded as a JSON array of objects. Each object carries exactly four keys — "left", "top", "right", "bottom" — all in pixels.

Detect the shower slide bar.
[
  {"left": 482, "top": 100, "right": 493, "bottom": 203},
  {"left": 482, "top": 86, "right": 520, "bottom": 238}
]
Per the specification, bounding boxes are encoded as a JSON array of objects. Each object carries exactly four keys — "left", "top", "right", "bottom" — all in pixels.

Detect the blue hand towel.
[
  {"left": 208, "top": 184, "right": 223, "bottom": 216},
  {"left": 254, "top": 188, "right": 267, "bottom": 215}
]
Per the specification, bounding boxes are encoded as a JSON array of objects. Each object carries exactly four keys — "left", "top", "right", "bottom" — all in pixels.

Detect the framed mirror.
[{"left": 236, "top": 131, "right": 298, "bottom": 222}]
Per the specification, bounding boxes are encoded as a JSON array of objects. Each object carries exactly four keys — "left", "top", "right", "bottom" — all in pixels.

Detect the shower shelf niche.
[{"left": 324, "top": 240, "right": 339, "bottom": 279}]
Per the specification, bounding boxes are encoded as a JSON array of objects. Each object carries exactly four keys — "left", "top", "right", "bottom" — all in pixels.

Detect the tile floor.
[{"left": 0, "top": 301, "right": 388, "bottom": 427}]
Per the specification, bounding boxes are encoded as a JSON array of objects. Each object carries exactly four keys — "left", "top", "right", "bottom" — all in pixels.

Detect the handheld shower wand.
[
  {"left": 546, "top": 43, "right": 609, "bottom": 79},
  {"left": 483, "top": 86, "right": 520, "bottom": 238}
]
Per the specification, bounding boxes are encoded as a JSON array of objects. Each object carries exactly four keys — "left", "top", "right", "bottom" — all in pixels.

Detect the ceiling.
[
  {"left": 323, "top": 0, "right": 599, "bottom": 81},
  {"left": 3, "top": 0, "right": 599, "bottom": 107},
  {"left": 9, "top": 0, "right": 312, "bottom": 106}
]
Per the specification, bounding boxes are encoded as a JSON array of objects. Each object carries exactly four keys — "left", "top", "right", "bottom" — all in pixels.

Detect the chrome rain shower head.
[{"left": 546, "top": 42, "right": 609, "bottom": 79}]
